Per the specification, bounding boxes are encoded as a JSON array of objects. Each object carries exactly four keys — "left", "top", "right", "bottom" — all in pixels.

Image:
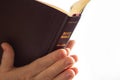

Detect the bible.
[{"left": 0, "top": 0, "right": 90, "bottom": 67}]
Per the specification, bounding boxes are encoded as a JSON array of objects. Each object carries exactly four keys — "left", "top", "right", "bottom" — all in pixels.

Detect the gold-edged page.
[{"left": 70, "top": 0, "right": 90, "bottom": 16}]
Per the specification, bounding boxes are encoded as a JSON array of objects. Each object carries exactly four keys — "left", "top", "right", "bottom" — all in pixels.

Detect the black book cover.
[{"left": 0, "top": 0, "right": 81, "bottom": 67}]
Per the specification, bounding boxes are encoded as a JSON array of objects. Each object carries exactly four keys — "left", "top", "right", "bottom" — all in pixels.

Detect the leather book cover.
[{"left": 0, "top": 0, "right": 88, "bottom": 67}]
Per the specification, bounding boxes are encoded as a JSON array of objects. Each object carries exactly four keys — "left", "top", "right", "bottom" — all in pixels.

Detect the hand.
[{"left": 0, "top": 40, "right": 78, "bottom": 80}]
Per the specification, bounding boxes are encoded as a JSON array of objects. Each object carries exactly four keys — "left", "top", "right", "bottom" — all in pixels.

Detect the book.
[{"left": 0, "top": 0, "right": 90, "bottom": 67}]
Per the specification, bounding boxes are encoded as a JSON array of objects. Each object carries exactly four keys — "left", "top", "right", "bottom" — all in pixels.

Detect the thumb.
[{"left": 0, "top": 42, "right": 15, "bottom": 72}]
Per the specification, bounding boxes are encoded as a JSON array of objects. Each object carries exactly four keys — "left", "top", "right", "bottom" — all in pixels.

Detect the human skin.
[{"left": 0, "top": 40, "right": 78, "bottom": 80}]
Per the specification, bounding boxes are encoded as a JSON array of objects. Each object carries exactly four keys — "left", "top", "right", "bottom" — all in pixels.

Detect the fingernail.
[
  {"left": 58, "top": 49, "right": 68, "bottom": 59},
  {"left": 65, "top": 57, "right": 75, "bottom": 69},
  {"left": 70, "top": 55, "right": 78, "bottom": 62},
  {"left": 70, "top": 67, "right": 79, "bottom": 75},
  {"left": 66, "top": 69, "right": 75, "bottom": 79},
  {"left": 1, "top": 42, "right": 6, "bottom": 50},
  {"left": 65, "top": 48, "right": 70, "bottom": 55}
]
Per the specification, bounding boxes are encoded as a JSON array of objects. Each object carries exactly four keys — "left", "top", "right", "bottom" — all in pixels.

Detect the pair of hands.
[{"left": 0, "top": 40, "right": 78, "bottom": 80}]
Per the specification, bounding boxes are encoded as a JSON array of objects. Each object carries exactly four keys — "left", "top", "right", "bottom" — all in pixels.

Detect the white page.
[{"left": 36, "top": 0, "right": 78, "bottom": 12}]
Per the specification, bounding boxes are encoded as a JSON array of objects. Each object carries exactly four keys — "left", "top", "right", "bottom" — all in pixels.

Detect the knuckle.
[
  {"left": 20, "top": 71, "right": 33, "bottom": 80},
  {"left": 44, "top": 76, "right": 52, "bottom": 80},
  {"left": 51, "top": 49, "right": 67, "bottom": 60}
]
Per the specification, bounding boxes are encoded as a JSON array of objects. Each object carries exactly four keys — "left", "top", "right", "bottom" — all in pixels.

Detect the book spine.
[{"left": 54, "top": 14, "right": 81, "bottom": 50}]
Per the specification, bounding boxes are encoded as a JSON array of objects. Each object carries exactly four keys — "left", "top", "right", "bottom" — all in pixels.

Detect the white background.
[
  {"left": 40, "top": 0, "right": 120, "bottom": 80},
  {"left": 71, "top": 0, "right": 120, "bottom": 80}
]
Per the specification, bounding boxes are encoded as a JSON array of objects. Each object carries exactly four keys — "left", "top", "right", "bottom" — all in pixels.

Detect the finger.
[
  {"left": 54, "top": 67, "right": 78, "bottom": 80},
  {"left": 70, "top": 55, "right": 78, "bottom": 62},
  {"left": 35, "top": 56, "right": 75, "bottom": 80},
  {"left": 0, "top": 42, "right": 14, "bottom": 72},
  {"left": 70, "top": 67, "right": 79, "bottom": 75},
  {"left": 27, "top": 48, "right": 68, "bottom": 76},
  {"left": 66, "top": 40, "right": 75, "bottom": 50}
]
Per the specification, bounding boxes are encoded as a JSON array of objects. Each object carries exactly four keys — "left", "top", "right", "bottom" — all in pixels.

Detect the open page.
[
  {"left": 35, "top": 0, "right": 90, "bottom": 16},
  {"left": 38, "top": 0, "right": 78, "bottom": 12}
]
